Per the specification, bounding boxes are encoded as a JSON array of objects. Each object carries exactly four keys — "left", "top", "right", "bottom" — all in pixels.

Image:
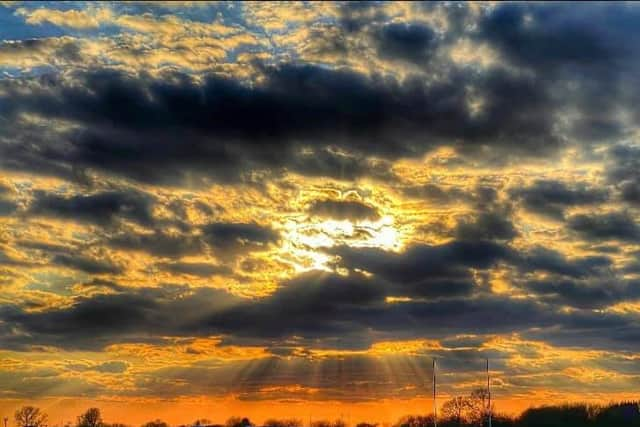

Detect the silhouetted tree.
[
  {"left": 263, "top": 420, "right": 302, "bottom": 427},
  {"left": 518, "top": 403, "right": 591, "bottom": 427},
  {"left": 442, "top": 397, "right": 471, "bottom": 426},
  {"left": 355, "top": 423, "right": 378, "bottom": 427},
  {"left": 311, "top": 420, "right": 346, "bottom": 427},
  {"left": 468, "top": 389, "right": 493, "bottom": 426},
  {"left": 15, "top": 407, "right": 48, "bottom": 427},
  {"left": 141, "top": 420, "right": 169, "bottom": 427},
  {"left": 77, "top": 408, "right": 103, "bottom": 427},
  {"left": 225, "top": 418, "right": 252, "bottom": 427},
  {"left": 192, "top": 420, "right": 212, "bottom": 427},
  {"left": 594, "top": 402, "right": 640, "bottom": 427},
  {"left": 488, "top": 414, "right": 515, "bottom": 427},
  {"left": 394, "top": 415, "right": 434, "bottom": 427}
]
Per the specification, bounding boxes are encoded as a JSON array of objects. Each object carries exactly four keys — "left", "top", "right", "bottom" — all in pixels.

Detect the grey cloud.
[{"left": 308, "top": 199, "right": 380, "bottom": 221}]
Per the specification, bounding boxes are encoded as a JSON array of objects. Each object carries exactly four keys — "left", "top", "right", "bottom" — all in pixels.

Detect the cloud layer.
[{"left": 1, "top": 1, "right": 640, "bottom": 416}]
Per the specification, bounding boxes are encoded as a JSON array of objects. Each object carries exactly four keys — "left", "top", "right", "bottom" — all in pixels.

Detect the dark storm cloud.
[
  {"left": 476, "top": 2, "right": 640, "bottom": 81},
  {"left": 288, "top": 148, "right": 395, "bottom": 182},
  {"left": 333, "top": 241, "right": 511, "bottom": 298},
  {"left": 155, "top": 261, "right": 232, "bottom": 277},
  {"left": 479, "top": 4, "right": 616, "bottom": 70},
  {"left": 607, "top": 144, "right": 640, "bottom": 205},
  {"left": 336, "top": 240, "right": 512, "bottom": 282},
  {"left": 29, "top": 189, "right": 154, "bottom": 226},
  {"left": 623, "top": 258, "right": 640, "bottom": 274},
  {"left": 206, "top": 271, "right": 387, "bottom": 339},
  {"left": 478, "top": 3, "right": 640, "bottom": 143},
  {"left": 454, "top": 211, "right": 518, "bottom": 241},
  {"left": 401, "top": 183, "right": 470, "bottom": 204},
  {"left": 201, "top": 222, "right": 279, "bottom": 255},
  {"left": 0, "top": 284, "right": 242, "bottom": 350},
  {"left": 0, "top": 183, "right": 17, "bottom": 215},
  {"left": 0, "top": 198, "right": 17, "bottom": 216},
  {"left": 3, "top": 267, "right": 640, "bottom": 352},
  {"left": 512, "top": 180, "right": 609, "bottom": 219},
  {"left": 517, "top": 247, "right": 612, "bottom": 279},
  {"left": 522, "top": 278, "right": 640, "bottom": 309},
  {"left": 7, "top": 238, "right": 124, "bottom": 274},
  {"left": 203, "top": 271, "right": 558, "bottom": 343},
  {"left": 524, "top": 311, "right": 640, "bottom": 352},
  {"left": 108, "top": 230, "right": 204, "bottom": 258},
  {"left": 0, "top": 61, "right": 560, "bottom": 186},
  {"left": 106, "top": 222, "right": 278, "bottom": 259},
  {"left": 51, "top": 253, "right": 122, "bottom": 275},
  {"left": 568, "top": 211, "right": 640, "bottom": 242},
  {"left": 374, "top": 22, "right": 438, "bottom": 65},
  {"left": 308, "top": 199, "right": 380, "bottom": 221}
]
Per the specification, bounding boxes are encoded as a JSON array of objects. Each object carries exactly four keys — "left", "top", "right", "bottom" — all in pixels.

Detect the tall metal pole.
[
  {"left": 487, "top": 358, "right": 492, "bottom": 427},
  {"left": 433, "top": 358, "right": 437, "bottom": 427}
]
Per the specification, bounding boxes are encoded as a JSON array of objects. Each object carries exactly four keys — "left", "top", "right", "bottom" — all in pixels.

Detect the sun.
[{"left": 280, "top": 214, "right": 403, "bottom": 273}]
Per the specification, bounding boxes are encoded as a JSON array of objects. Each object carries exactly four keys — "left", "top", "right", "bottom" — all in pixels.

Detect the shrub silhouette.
[
  {"left": 263, "top": 420, "right": 302, "bottom": 427},
  {"left": 594, "top": 402, "right": 640, "bottom": 426},
  {"left": 141, "top": 420, "right": 169, "bottom": 427},
  {"left": 518, "top": 404, "right": 592, "bottom": 427},
  {"left": 310, "top": 420, "right": 346, "bottom": 427},
  {"left": 393, "top": 415, "right": 434, "bottom": 427},
  {"left": 225, "top": 418, "right": 252, "bottom": 427}
]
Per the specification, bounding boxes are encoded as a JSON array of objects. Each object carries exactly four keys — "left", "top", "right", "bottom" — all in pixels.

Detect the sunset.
[{"left": 0, "top": 1, "right": 639, "bottom": 426}]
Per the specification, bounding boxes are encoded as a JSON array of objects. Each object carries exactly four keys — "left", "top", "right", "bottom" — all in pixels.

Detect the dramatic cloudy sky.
[{"left": 1, "top": 0, "right": 640, "bottom": 424}]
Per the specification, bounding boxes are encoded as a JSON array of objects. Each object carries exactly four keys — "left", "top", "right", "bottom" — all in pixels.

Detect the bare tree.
[
  {"left": 15, "top": 407, "right": 48, "bottom": 427},
  {"left": 442, "top": 397, "right": 470, "bottom": 426},
  {"left": 468, "top": 388, "right": 492, "bottom": 425},
  {"left": 77, "top": 408, "right": 103, "bottom": 427}
]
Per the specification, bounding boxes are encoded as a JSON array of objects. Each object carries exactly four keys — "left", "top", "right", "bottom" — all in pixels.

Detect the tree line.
[{"left": 9, "top": 395, "right": 640, "bottom": 427}]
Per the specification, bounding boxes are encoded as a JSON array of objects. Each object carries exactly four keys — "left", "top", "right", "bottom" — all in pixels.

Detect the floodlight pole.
[
  {"left": 433, "top": 358, "right": 437, "bottom": 427},
  {"left": 487, "top": 358, "right": 492, "bottom": 427}
]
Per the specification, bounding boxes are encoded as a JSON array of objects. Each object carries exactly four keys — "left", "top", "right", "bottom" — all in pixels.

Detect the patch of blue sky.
[
  {"left": 0, "top": 2, "right": 124, "bottom": 40},
  {"left": 109, "top": 0, "right": 239, "bottom": 23},
  {"left": 0, "top": 6, "right": 66, "bottom": 40},
  {"left": 0, "top": 65, "right": 58, "bottom": 79}
]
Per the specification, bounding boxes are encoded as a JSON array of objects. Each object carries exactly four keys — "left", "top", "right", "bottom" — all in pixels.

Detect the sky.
[{"left": 0, "top": 0, "right": 640, "bottom": 424}]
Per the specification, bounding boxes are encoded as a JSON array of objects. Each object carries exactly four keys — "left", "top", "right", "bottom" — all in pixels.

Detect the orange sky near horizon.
[{"left": 4, "top": 393, "right": 640, "bottom": 427}]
